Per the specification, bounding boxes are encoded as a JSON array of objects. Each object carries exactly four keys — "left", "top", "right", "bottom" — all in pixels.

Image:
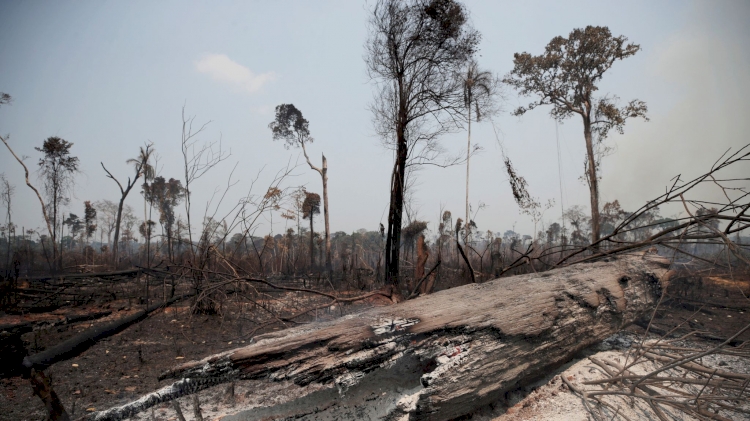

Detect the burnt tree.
[{"left": 366, "top": 0, "right": 479, "bottom": 296}]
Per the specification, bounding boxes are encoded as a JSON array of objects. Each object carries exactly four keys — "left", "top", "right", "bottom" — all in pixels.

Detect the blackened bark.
[
  {"left": 22, "top": 293, "right": 192, "bottom": 372},
  {"left": 112, "top": 197, "right": 125, "bottom": 267},
  {"left": 385, "top": 118, "right": 408, "bottom": 295}
]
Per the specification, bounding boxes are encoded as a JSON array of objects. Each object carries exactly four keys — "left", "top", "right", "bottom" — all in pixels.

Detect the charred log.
[
  {"left": 22, "top": 293, "right": 192, "bottom": 372},
  {"left": 91, "top": 254, "right": 670, "bottom": 421}
]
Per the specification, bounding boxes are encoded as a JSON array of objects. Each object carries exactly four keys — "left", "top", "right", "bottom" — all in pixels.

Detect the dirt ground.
[{"left": 1, "top": 273, "right": 748, "bottom": 421}]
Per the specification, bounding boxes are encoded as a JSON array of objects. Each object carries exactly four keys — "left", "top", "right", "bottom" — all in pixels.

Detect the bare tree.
[
  {"left": 180, "top": 106, "right": 229, "bottom": 262},
  {"left": 101, "top": 143, "right": 153, "bottom": 266},
  {"left": 504, "top": 26, "right": 649, "bottom": 247},
  {"left": 95, "top": 200, "right": 119, "bottom": 251},
  {"left": 365, "top": 0, "right": 479, "bottom": 294},
  {"left": 1, "top": 174, "right": 15, "bottom": 270},
  {"left": 269, "top": 104, "right": 333, "bottom": 279}
]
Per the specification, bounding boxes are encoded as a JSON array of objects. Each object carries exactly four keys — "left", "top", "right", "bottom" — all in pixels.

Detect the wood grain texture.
[{"left": 147, "top": 255, "right": 671, "bottom": 420}]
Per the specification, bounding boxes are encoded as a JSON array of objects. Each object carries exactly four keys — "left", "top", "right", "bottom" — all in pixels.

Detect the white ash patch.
[
  {"left": 371, "top": 317, "right": 420, "bottom": 335},
  {"left": 396, "top": 389, "right": 423, "bottom": 413},
  {"left": 335, "top": 370, "right": 366, "bottom": 394},
  {"left": 488, "top": 345, "right": 750, "bottom": 421}
]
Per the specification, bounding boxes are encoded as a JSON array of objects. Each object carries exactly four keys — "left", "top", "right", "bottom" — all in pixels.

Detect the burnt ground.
[
  {"left": 630, "top": 271, "right": 750, "bottom": 342},
  {"left": 0, "top": 287, "right": 389, "bottom": 421},
  {"left": 1, "top": 272, "right": 749, "bottom": 421}
]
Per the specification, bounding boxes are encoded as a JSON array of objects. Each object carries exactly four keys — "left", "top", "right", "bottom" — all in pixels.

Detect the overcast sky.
[{"left": 1, "top": 0, "right": 748, "bottom": 239}]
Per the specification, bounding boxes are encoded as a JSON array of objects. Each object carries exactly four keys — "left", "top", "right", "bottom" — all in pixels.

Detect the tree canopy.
[
  {"left": 503, "top": 25, "right": 649, "bottom": 245},
  {"left": 366, "top": 0, "right": 480, "bottom": 291},
  {"left": 269, "top": 104, "right": 313, "bottom": 149},
  {"left": 503, "top": 25, "right": 648, "bottom": 140}
]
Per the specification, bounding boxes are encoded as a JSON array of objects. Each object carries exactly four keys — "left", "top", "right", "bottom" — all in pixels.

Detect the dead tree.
[
  {"left": 30, "top": 369, "right": 70, "bottom": 421},
  {"left": 2, "top": 133, "right": 73, "bottom": 273},
  {"left": 269, "top": 104, "right": 333, "bottom": 280},
  {"left": 366, "top": 0, "right": 480, "bottom": 294},
  {"left": 91, "top": 254, "right": 670, "bottom": 421},
  {"left": 101, "top": 143, "right": 153, "bottom": 266},
  {"left": 23, "top": 292, "right": 192, "bottom": 372}
]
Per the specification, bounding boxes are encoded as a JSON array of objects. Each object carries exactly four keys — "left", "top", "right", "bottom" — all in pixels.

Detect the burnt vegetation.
[{"left": 0, "top": 1, "right": 749, "bottom": 420}]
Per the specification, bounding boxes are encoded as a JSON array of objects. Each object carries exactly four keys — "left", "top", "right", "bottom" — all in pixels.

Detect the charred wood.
[
  {"left": 92, "top": 255, "right": 670, "bottom": 421},
  {"left": 22, "top": 293, "right": 192, "bottom": 372}
]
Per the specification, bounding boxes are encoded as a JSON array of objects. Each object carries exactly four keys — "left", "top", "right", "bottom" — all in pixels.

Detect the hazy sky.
[{"left": 1, "top": 0, "right": 748, "bottom": 239}]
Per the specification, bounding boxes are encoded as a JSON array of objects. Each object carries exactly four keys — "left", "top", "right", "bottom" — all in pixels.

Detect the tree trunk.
[
  {"left": 385, "top": 117, "right": 408, "bottom": 296},
  {"left": 153, "top": 255, "right": 670, "bottom": 421},
  {"left": 415, "top": 235, "right": 429, "bottom": 293},
  {"left": 59, "top": 219, "right": 64, "bottom": 271},
  {"left": 53, "top": 181, "right": 60, "bottom": 271},
  {"left": 5, "top": 189, "right": 11, "bottom": 271},
  {"left": 322, "top": 154, "right": 333, "bottom": 281},
  {"left": 465, "top": 106, "right": 471, "bottom": 245},
  {"left": 0, "top": 135, "right": 59, "bottom": 271},
  {"left": 23, "top": 292, "right": 192, "bottom": 372},
  {"left": 30, "top": 369, "right": 70, "bottom": 421},
  {"left": 309, "top": 216, "right": 314, "bottom": 269},
  {"left": 112, "top": 197, "right": 125, "bottom": 267},
  {"left": 583, "top": 115, "right": 601, "bottom": 247}
]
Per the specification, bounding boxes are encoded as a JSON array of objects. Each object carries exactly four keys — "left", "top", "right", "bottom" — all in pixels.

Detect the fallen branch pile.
[{"left": 564, "top": 325, "right": 750, "bottom": 421}]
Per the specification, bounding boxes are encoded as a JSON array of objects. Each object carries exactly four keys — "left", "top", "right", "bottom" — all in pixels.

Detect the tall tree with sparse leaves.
[
  {"left": 365, "top": 0, "right": 479, "bottom": 295},
  {"left": 36, "top": 137, "right": 80, "bottom": 270},
  {"left": 503, "top": 26, "right": 648, "bottom": 247},
  {"left": 461, "top": 59, "right": 498, "bottom": 243},
  {"left": 1, "top": 93, "right": 61, "bottom": 271},
  {"left": 143, "top": 176, "right": 185, "bottom": 261},
  {"left": 101, "top": 143, "right": 153, "bottom": 266},
  {"left": 84, "top": 201, "right": 97, "bottom": 242},
  {"left": 302, "top": 192, "right": 321, "bottom": 269},
  {"left": 269, "top": 104, "right": 333, "bottom": 280}
]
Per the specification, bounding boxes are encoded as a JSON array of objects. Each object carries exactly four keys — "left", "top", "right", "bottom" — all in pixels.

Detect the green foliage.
[
  {"left": 269, "top": 104, "right": 312, "bottom": 149},
  {"left": 84, "top": 201, "right": 97, "bottom": 239},
  {"left": 36, "top": 137, "right": 79, "bottom": 210},
  {"left": 142, "top": 177, "right": 185, "bottom": 230}
]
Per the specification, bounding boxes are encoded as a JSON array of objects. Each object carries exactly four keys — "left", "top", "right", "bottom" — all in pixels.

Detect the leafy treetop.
[{"left": 503, "top": 25, "right": 648, "bottom": 140}]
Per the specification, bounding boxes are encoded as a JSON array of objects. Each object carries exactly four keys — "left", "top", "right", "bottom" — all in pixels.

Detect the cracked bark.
[{"left": 94, "top": 254, "right": 671, "bottom": 421}]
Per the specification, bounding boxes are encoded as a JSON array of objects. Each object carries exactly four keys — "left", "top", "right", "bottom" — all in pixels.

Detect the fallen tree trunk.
[
  {"left": 23, "top": 293, "right": 192, "bottom": 372},
  {"left": 95, "top": 255, "right": 671, "bottom": 421},
  {"left": 1, "top": 311, "right": 112, "bottom": 378}
]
